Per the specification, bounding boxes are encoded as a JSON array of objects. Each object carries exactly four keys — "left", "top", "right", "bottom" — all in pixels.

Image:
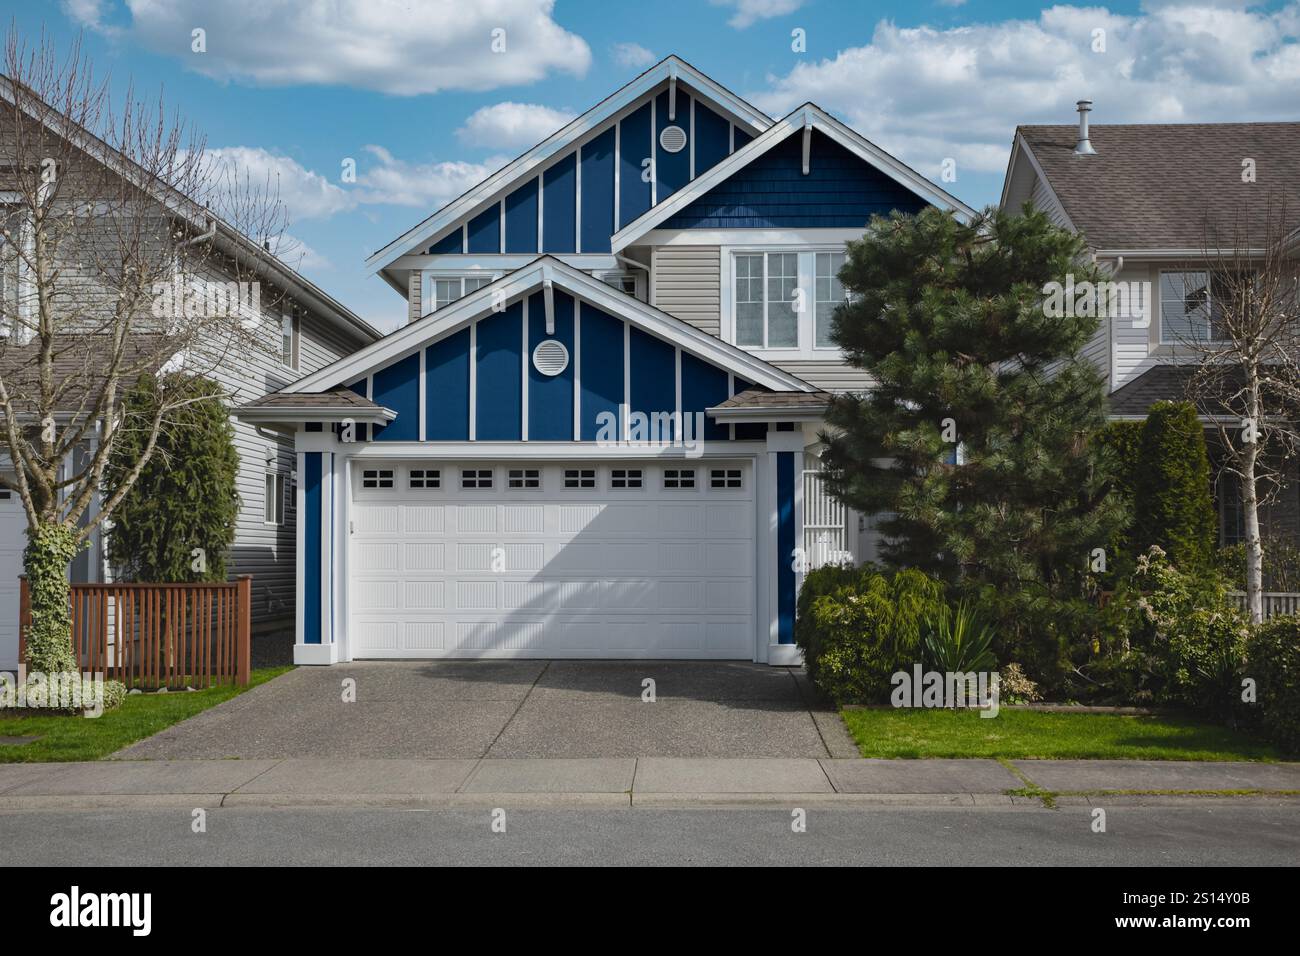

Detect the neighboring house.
[
  {"left": 239, "top": 56, "right": 973, "bottom": 665},
  {"left": 1001, "top": 108, "right": 1300, "bottom": 547},
  {"left": 0, "top": 82, "right": 381, "bottom": 672}
]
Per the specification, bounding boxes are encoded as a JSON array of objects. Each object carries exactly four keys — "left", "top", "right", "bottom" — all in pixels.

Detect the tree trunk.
[
  {"left": 1242, "top": 437, "right": 1264, "bottom": 625},
  {"left": 21, "top": 523, "right": 81, "bottom": 676}
]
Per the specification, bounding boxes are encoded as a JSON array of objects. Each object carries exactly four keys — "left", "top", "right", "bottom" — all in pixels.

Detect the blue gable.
[
  {"left": 421, "top": 88, "right": 758, "bottom": 257},
  {"left": 342, "top": 297, "right": 762, "bottom": 444},
  {"left": 662, "top": 129, "right": 929, "bottom": 229}
]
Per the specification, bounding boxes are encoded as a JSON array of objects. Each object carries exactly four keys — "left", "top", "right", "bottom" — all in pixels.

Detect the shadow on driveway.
[{"left": 115, "top": 661, "right": 857, "bottom": 760}]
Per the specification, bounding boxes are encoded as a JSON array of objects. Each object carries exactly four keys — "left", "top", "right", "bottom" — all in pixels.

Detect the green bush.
[
  {"left": 1095, "top": 419, "right": 1143, "bottom": 577},
  {"left": 970, "top": 583, "right": 1102, "bottom": 699},
  {"left": 921, "top": 600, "right": 997, "bottom": 673},
  {"left": 1133, "top": 401, "right": 1217, "bottom": 573},
  {"left": 796, "top": 565, "right": 945, "bottom": 703},
  {"left": 1105, "top": 547, "right": 1249, "bottom": 719},
  {"left": 1246, "top": 615, "right": 1300, "bottom": 754}
]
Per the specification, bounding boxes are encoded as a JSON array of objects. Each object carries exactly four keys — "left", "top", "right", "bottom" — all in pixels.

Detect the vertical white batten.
[
  {"left": 622, "top": 321, "right": 631, "bottom": 443},
  {"left": 418, "top": 347, "right": 426, "bottom": 441},
  {"left": 468, "top": 320, "right": 477, "bottom": 441},
  {"left": 573, "top": 305, "right": 582, "bottom": 440},
  {"left": 521, "top": 297, "right": 530, "bottom": 441},
  {"left": 575, "top": 145, "right": 582, "bottom": 254},
  {"left": 536, "top": 174, "right": 543, "bottom": 252},
  {"left": 613, "top": 120, "right": 621, "bottom": 231}
]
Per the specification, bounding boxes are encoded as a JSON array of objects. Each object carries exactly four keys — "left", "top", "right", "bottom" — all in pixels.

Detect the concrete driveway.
[{"left": 116, "top": 661, "right": 859, "bottom": 760}]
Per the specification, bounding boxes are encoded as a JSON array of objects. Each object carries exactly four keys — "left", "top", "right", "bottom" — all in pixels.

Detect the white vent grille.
[
  {"left": 659, "top": 125, "right": 687, "bottom": 154},
  {"left": 532, "top": 339, "right": 570, "bottom": 376}
]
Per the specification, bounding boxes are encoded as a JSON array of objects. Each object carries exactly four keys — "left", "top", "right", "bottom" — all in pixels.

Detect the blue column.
[
  {"left": 303, "top": 451, "right": 322, "bottom": 645},
  {"left": 777, "top": 450, "right": 795, "bottom": 644}
]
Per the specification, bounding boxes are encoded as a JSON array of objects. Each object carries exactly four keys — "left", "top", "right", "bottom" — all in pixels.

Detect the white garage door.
[{"left": 348, "top": 460, "right": 755, "bottom": 659}]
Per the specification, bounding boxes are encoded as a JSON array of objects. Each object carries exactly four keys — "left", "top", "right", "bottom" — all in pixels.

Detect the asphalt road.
[{"left": 3, "top": 803, "right": 1298, "bottom": 866}]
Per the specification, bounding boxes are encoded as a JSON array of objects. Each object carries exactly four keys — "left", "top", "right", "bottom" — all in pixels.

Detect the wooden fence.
[{"left": 18, "top": 576, "right": 251, "bottom": 688}]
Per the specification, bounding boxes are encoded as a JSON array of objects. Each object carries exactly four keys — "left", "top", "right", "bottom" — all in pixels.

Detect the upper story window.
[
  {"left": 597, "top": 270, "right": 645, "bottom": 302},
  {"left": 728, "top": 249, "right": 849, "bottom": 356},
  {"left": 281, "top": 311, "right": 298, "bottom": 369},
  {"left": 0, "top": 203, "right": 26, "bottom": 340},
  {"left": 815, "top": 252, "right": 847, "bottom": 348},
  {"left": 428, "top": 273, "right": 494, "bottom": 313},
  {"left": 1159, "top": 270, "right": 1227, "bottom": 344}
]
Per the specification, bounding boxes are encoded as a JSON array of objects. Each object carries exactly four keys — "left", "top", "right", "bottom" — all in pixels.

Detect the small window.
[
  {"left": 362, "top": 468, "right": 394, "bottom": 489},
  {"left": 0, "top": 488, "right": 12, "bottom": 500},
  {"left": 710, "top": 468, "right": 743, "bottom": 489},
  {"left": 611, "top": 468, "right": 643, "bottom": 489},
  {"left": 409, "top": 468, "right": 440, "bottom": 489},
  {"left": 508, "top": 468, "right": 541, "bottom": 489},
  {"left": 264, "top": 472, "right": 286, "bottom": 524},
  {"left": 815, "top": 252, "right": 847, "bottom": 349},
  {"left": 663, "top": 468, "right": 696, "bottom": 489},
  {"left": 430, "top": 274, "right": 495, "bottom": 312},
  {"left": 461, "top": 468, "right": 493, "bottom": 489},
  {"left": 280, "top": 312, "right": 297, "bottom": 369},
  {"left": 564, "top": 468, "right": 596, "bottom": 489}
]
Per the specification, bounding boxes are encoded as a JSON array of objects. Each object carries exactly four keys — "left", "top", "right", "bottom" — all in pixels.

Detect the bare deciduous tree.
[
  {"left": 0, "top": 32, "right": 289, "bottom": 675},
  {"left": 1176, "top": 201, "right": 1300, "bottom": 623}
]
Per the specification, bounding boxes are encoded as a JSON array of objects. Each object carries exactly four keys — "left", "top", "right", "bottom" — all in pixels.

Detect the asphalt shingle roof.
[
  {"left": 240, "top": 388, "right": 382, "bottom": 410},
  {"left": 713, "top": 389, "right": 830, "bottom": 409},
  {"left": 1017, "top": 123, "right": 1300, "bottom": 250}
]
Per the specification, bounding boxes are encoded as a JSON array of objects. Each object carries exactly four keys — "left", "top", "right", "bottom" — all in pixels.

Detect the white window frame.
[
  {"left": 263, "top": 471, "right": 287, "bottom": 525},
  {"left": 1157, "top": 268, "right": 1229, "bottom": 345},
  {"left": 0, "top": 193, "right": 32, "bottom": 343},
  {"left": 280, "top": 310, "right": 298, "bottom": 370},
  {"left": 594, "top": 269, "right": 646, "bottom": 302},
  {"left": 421, "top": 270, "right": 499, "bottom": 316},
  {"left": 720, "top": 244, "right": 849, "bottom": 359}
]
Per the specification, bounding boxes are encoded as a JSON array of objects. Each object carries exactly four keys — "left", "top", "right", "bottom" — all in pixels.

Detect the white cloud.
[
  {"left": 611, "top": 42, "right": 658, "bottom": 69},
  {"left": 271, "top": 234, "right": 331, "bottom": 272},
  {"left": 352, "top": 145, "right": 509, "bottom": 209},
  {"left": 91, "top": 0, "right": 591, "bottom": 95},
  {"left": 711, "top": 0, "right": 806, "bottom": 30},
  {"left": 204, "top": 147, "right": 354, "bottom": 222},
  {"left": 61, "top": 0, "right": 119, "bottom": 33},
  {"left": 753, "top": 2, "right": 1300, "bottom": 177},
  {"left": 457, "top": 102, "right": 576, "bottom": 150},
  {"left": 936, "top": 0, "right": 968, "bottom": 7}
]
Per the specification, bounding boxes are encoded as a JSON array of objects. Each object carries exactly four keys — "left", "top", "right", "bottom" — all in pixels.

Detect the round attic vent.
[
  {"left": 532, "top": 339, "right": 570, "bottom": 377},
  {"left": 659, "top": 125, "right": 687, "bottom": 154}
]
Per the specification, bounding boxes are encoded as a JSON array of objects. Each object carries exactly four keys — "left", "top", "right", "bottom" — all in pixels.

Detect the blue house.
[{"left": 238, "top": 56, "right": 973, "bottom": 665}]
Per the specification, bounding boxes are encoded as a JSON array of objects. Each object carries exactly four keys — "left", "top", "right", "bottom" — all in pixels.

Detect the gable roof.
[
  {"left": 286, "top": 256, "right": 815, "bottom": 397},
  {"left": 1010, "top": 123, "right": 1300, "bottom": 252},
  {"left": 0, "top": 75, "right": 380, "bottom": 344},
  {"left": 612, "top": 103, "right": 975, "bottom": 248},
  {"left": 364, "top": 56, "right": 774, "bottom": 276}
]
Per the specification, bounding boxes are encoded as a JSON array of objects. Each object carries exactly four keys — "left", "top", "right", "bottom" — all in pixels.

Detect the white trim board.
[{"left": 611, "top": 103, "right": 977, "bottom": 251}]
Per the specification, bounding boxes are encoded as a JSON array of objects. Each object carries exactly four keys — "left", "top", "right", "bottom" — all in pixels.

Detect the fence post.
[
  {"left": 17, "top": 575, "right": 28, "bottom": 665},
  {"left": 236, "top": 575, "right": 252, "bottom": 686}
]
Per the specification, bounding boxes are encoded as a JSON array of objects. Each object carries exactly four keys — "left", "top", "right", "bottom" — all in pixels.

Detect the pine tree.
[
  {"left": 104, "top": 374, "right": 241, "bottom": 582},
  {"left": 821, "top": 205, "right": 1123, "bottom": 594},
  {"left": 1132, "top": 401, "right": 1217, "bottom": 572}
]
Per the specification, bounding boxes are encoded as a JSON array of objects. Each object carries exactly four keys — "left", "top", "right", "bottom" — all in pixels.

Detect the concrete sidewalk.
[{"left": 2, "top": 757, "right": 1299, "bottom": 810}]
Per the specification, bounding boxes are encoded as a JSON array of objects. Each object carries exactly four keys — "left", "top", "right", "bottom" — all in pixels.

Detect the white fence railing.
[
  {"left": 1228, "top": 591, "right": 1300, "bottom": 619},
  {"left": 803, "top": 469, "right": 852, "bottom": 570}
]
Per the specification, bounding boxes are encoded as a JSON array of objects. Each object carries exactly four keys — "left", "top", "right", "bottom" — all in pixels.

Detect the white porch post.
[{"left": 766, "top": 427, "right": 805, "bottom": 666}]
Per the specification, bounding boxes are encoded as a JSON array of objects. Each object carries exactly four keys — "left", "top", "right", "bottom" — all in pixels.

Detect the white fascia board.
[
  {"left": 236, "top": 407, "right": 396, "bottom": 425},
  {"left": 708, "top": 405, "right": 828, "bottom": 421},
  {"left": 285, "top": 256, "right": 815, "bottom": 396},
  {"left": 365, "top": 57, "right": 773, "bottom": 275},
  {"left": 612, "top": 104, "right": 977, "bottom": 251},
  {"left": 998, "top": 133, "right": 1025, "bottom": 211},
  {"left": 392, "top": 253, "right": 619, "bottom": 272},
  {"left": 640, "top": 227, "right": 867, "bottom": 247}
]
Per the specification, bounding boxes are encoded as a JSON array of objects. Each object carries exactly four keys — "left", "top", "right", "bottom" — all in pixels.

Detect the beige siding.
[
  {"left": 773, "top": 360, "right": 872, "bottom": 392},
  {"left": 408, "top": 272, "right": 422, "bottom": 324},
  {"left": 652, "top": 245, "right": 720, "bottom": 335},
  {"left": 1030, "top": 176, "right": 1073, "bottom": 229}
]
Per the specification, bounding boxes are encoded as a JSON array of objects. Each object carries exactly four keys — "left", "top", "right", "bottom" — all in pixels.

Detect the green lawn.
[
  {"left": 0, "top": 667, "right": 292, "bottom": 763},
  {"left": 841, "top": 707, "right": 1280, "bottom": 761}
]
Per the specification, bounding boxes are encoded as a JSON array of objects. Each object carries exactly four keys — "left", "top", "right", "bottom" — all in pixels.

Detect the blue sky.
[{"left": 11, "top": 0, "right": 1300, "bottom": 329}]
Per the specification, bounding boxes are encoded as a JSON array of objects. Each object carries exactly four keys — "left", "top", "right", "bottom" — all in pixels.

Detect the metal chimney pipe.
[{"left": 1075, "top": 100, "right": 1097, "bottom": 155}]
